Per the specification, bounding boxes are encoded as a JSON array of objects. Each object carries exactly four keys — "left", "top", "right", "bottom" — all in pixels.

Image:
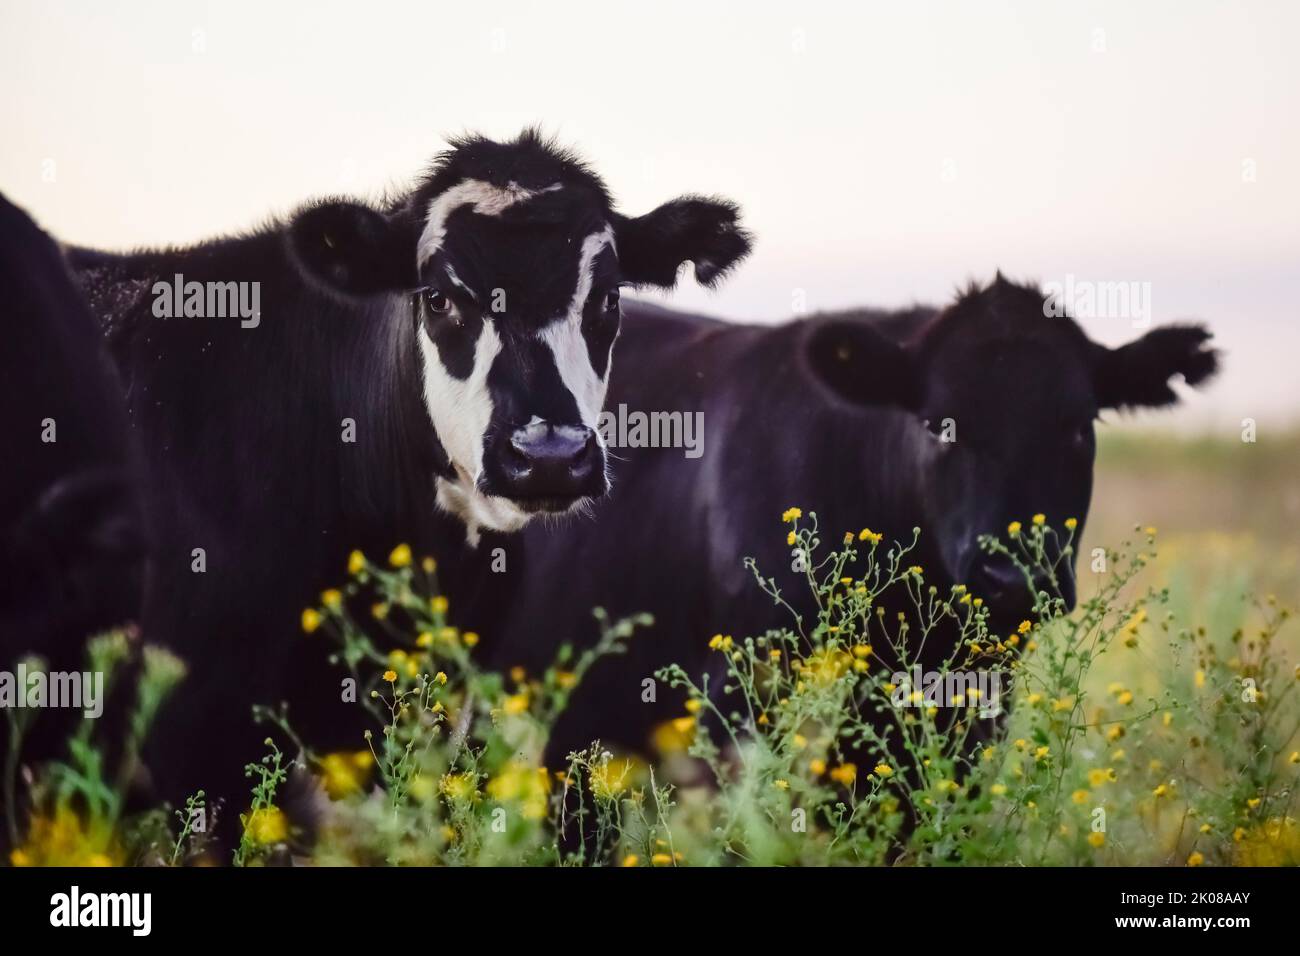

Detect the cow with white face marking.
[{"left": 67, "top": 129, "right": 752, "bottom": 825}]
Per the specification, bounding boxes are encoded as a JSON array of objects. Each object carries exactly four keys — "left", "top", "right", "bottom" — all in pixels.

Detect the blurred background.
[{"left": 2, "top": 0, "right": 1297, "bottom": 592}]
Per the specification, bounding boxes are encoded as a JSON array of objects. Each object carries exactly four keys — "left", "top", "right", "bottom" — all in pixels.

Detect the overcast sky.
[{"left": 3, "top": 0, "right": 1296, "bottom": 428}]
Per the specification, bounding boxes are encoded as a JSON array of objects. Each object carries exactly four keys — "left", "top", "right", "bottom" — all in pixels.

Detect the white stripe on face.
[
  {"left": 539, "top": 227, "right": 617, "bottom": 433},
  {"left": 417, "top": 179, "right": 562, "bottom": 267},
  {"left": 418, "top": 316, "right": 501, "bottom": 487}
]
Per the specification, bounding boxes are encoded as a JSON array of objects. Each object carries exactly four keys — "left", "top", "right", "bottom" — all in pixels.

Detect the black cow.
[
  {"left": 67, "top": 130, "right": 751, "bottom": 820},
  {"left": 0, "top": 194, "right": 146, "bottom": 833},
  {"left": 479, "top": 277, "right": 1218, "bottom": 763}
]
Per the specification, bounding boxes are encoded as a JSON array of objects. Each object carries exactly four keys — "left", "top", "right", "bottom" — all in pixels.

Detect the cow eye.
[
  {"left": 423, "top": 289, "right": 452, "bottom": 315},
  {"left": 603, "top": 288, "right": 621, "bottom": 312}
]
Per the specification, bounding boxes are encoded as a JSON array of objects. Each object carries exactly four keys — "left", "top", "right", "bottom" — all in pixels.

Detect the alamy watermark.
[
  {"left": 890, "top": 666, "right": 1005, "bottom": 718},
  {"left": 152, "top": 273, "right": 261, "bottom": 328},
  {"left": 597, "top": 403, "right": 704, "bottom": 459},
  {"left": 0, "top": 663, "right": 104, "bottom": 718},
  {"left": 1042, "top": 273, "right": 1151, "bottom": 329}
]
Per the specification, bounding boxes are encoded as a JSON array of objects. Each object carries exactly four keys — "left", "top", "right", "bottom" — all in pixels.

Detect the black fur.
[
  {"left": 60, "top": 131, "right": 751, "bottom": 830},
  {"left": 474, "top": 278, "right": 1219, "bottom": 765},
  {"left": 0, "top": 194, "right": 147, "bottom": 841}
]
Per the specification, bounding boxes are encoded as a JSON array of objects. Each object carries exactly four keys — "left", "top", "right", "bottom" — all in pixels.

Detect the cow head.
[
  {"left": 806, "top": 275, "right": 1218, "bottom": 619},
  {"left": 288, "top": 130, "right": 751, "bottom": 536}
]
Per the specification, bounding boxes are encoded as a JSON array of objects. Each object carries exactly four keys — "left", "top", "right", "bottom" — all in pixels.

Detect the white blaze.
[{"left": 414, "top": 180, "right": 615, "bottom": 540}]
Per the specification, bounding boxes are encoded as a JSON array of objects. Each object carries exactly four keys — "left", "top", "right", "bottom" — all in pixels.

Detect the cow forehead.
[
  {"left": 417, "top": 179, "right": 562, "bottom": 267},
  {"left": 928, "top": 349, "right": 1095, "bottom": 439}
]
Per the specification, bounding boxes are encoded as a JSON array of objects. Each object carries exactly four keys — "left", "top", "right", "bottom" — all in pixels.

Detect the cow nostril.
[
  {"left": 976, "top": 557, "right": 1026, "bottom": 593},
  {"left": 508, "top": 423, "right": 595, "bottom": 471}
]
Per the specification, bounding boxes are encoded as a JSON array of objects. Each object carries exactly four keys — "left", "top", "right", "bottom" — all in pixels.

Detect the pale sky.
[{"left": 3, "top": 0, "right": 1297, "bottom": 427}]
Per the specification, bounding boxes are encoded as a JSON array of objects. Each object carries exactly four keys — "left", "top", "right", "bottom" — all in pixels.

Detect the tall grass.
[{"left": 7, "top": 511, "right": 1297, "bottom": 867}]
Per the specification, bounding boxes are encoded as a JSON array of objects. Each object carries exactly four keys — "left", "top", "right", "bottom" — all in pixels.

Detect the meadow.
[{"left": 6, "top": 425, "right": 1299, "bottom": 867}]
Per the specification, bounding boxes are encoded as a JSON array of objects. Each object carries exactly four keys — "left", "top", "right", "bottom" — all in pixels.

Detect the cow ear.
[
  {"left": 1092, "top": 324, "right": 1219, "bottom": 409},
  {"left": 287, "top": 199, "right": 416, "bottom": 295},
  {"left": 805, "top": 320, "right": 922, "bottom": 410},
  {"left": 613, "top": 196, "right": 752, "bottom": 289}
]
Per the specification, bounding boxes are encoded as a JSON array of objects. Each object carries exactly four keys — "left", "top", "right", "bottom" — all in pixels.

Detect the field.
[{"left": 6, "top": 424, "right": 1300, "bottom": 867}]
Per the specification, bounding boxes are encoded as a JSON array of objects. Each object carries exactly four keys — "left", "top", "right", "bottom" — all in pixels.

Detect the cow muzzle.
[{"left": 485, "top": 421, "right": 606, "bottom": 512}]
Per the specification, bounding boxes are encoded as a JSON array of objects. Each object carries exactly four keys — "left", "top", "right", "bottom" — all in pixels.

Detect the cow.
[
  {"left": 66, "top": 129, "right": 752, "bottom": 826},
  {"left": 0, "top": 193, "right": 147, "bottom": 842},
  {"left": 476, "top": 276, "right": 1219, "bottom": 766}
]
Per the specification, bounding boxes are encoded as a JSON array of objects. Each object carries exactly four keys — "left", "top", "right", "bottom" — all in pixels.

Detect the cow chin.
[{"left": 433, "top": 472, "right": 598, "bottom": 544}]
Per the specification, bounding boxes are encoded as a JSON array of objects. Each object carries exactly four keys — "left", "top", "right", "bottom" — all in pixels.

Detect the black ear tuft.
[
  {"left": 1094, "top": 324, "right": 1220, "bottom": 409},
  {"left": 805, "top": 320, "right": 922, "bottom": 411},
  {"left": 286, "top": 199, "right": 415, "bottom": 296},
  {"left": 1095, "top": 323, "right": 1221, "bottom": 409},
  {"left": 614, "top": 196, "right": 752, "bottom": 289}
]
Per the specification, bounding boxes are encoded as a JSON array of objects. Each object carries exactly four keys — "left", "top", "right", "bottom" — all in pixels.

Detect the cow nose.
[{"left": 508, "top": 421, "right": 597, "bottom": 483}]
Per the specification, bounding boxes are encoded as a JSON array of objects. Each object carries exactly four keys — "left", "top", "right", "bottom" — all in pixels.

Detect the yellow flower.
[
  {"left": 421, "top": 556, "right": 437, "bottom": 573},
  {"left": 1234, "top": 817, "right": 1300, "bottom": 866},
  {"left": 318, "top": 751, "right": 374, "bottom": 799},
  {"left": 388, "top": 543, "right": 412, "bottom": 567},
  {"left": 908, "top": 564, "right": 923, "bottom": 576},
  {"left": 872, "top": 763, "right": 893, "bottom": 778},
  {"left": 651, "top": 853, "right": 673, "bottom": 866},
  {"left": 1153, "top": 784, "right": 1169, "bottom": 798},
  {"left": 1032, "top": 513, "right": 1046, "bottom": 526},
  {"left": 320, "top": 588, "right": 343, "bottom": 610},
  {"left": 589, "top": 756, "right": 642, "bottom": 801},
  {"left": 503, "top": 693, "right": 529, "bottom": 715},
  {"left": 1246, "top": 797, "right": 1261, "bottom": 809},
  {"left": 9, "top": 807, "right": 124, "bottom": 867},
  {"left": 1034, "top": 746, "right": 1050, "bottom": 761},
  {"left": 1071, "top": 789, "right": 1090, "bottom": 805},
  {"left": 371, "top": 602, "right": 389, "bottom": 620},
  {"left": 434, "top": 671, "right": 448, "bottom": 685},
  {"left": 787, "top": 531, "right": 796, "bottom": 546},
  {"left": 1007, "top": 521, "right": 1022, "bottom": 537},
  {"left": 774, "top": 779, "right": 789, "bottom": 790},
  {"left": 462, "top": 631, "right": 479, "bottom": 648},
  {"left": 1087, "top": 831, "right": 1105, "bottom": 848},
  {"left": 1088, "top": 768, "right": 1116, "bottom": 787},
  {"left": 347, "top": 549, "right": 366, "bottom": 575},
  {"left": 416, "top": 631, "right": 434, "bottom": 648},
  {"left": 782, "top": 507, "right": 802, "bottom": 523},
  {"left": 1017, "top": 619, "right": 1032, "bottom": 634},
  {"left": 1117, "top": 690, "right": 1134, "bottom": 706},
  {"left": 990, "top": 783, "right": 1008, "bottom": 796},
  {"left": 440, "top": 772, "right": 478, "bottom": 803},
  {"left": 809, "top": 758, "right": 827, "bottom": 776},
  {"left": 858, "top": 528, "right": 883, "bottom": 544},
  {"left": 1064, "top": 517, "right": 1078, "bottom": 530},
  {"left": 485, "top": 763, "right": 549, "bottom": 819},
  {"left": 1194, "top": 669, "right": 1206, "bottom": 689},
  {"left": 383, "top": 669, "right": 397, "bottom": 682},
  {"left": 1187, "top": 851, "right": 1204, "bottom": 867},
  {"left": 301, "top": 608, "right": 322, "bottom": 634},
  {"left": 621, "top": 854, "right": 639, "bottom": 867},
  {"left": 431, "top": 595, "right": 449, "bottom": 615},
  {"left": 651, "top": 717, "right": 696, "bottom": 754},
  {"left": 1289, "top": 752, "right": 1299, "bottom": 764},
  {"left": 830, "top": 763, "right": 858, "bottom": 784},
  {"left": 242, "top": 806, "right": 289, "bottom": 846}
]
